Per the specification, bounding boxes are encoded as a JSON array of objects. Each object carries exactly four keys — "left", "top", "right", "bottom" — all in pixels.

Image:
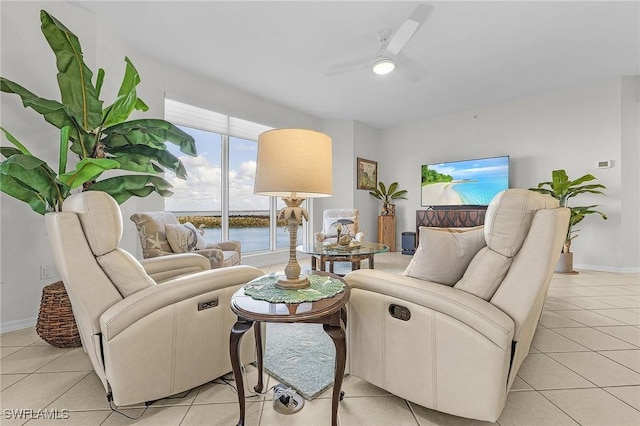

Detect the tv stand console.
[{"left": 416, "top": 206, "right": 487, "bottom": 236}]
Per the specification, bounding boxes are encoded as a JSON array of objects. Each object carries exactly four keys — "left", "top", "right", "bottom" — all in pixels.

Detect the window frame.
[{"left": 164, "top": 98, "right": 311, "bottom": 256}]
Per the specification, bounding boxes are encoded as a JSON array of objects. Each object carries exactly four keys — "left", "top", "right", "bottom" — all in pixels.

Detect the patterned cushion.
[
  {"left": 130, "top": 211, "right": 178, "bottom": 257},
  {"left": 165, "top": 222, "right": 206, "bottom": 253}
]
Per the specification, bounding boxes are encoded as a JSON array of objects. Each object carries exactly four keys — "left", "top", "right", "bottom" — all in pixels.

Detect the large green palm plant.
[
  {"left": 531, "top": 169, "right": 607, "bottom": 253},
  {"left": 0, "top": 10, "right": 196, "bottom": 214}
]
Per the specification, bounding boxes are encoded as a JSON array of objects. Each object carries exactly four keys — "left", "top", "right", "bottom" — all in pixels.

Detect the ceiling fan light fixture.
[{"left": 373, "top": 57, "right": 395, "bottom": 75}]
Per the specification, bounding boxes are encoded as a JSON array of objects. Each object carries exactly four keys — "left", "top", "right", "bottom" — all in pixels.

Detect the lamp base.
[{"left": 276, "top": 274, "right": 310, "bottom": 289}]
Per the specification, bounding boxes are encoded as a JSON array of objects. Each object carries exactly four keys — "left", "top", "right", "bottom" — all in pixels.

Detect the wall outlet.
[{"left": 40, "top": 265, "right": 52, "bottom": 280}]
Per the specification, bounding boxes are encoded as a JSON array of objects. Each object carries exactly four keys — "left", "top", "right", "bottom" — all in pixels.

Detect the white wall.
[
  {"left": 1, "top": 1, "right": 98, "bottom": 332},
  {"left": 379, "top": 78, "right": 639, "bottom": 272},
  {"left": 0, "top": 1, "right": 323, "bottom": 331},
  {"left": 620, "top": 76, "right": 640, "bottom": 269},
  {"left": 315, "top": 120, "right": 381, "bottom": 242},
  {"left": 2, "top": 2, "right": 637, "bottom": 334},
  {"left": 353, "top": 121, "right": 381, "bottom": 243}
]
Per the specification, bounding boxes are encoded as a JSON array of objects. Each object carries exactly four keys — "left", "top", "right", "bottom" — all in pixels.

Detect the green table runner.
[{"left": 244, "top": 274, "right": 345, "bottom": 303}]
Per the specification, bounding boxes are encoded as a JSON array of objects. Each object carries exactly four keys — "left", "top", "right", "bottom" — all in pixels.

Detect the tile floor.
[{"left": 1, "top": 252, "right": 639, "bottom": 425}]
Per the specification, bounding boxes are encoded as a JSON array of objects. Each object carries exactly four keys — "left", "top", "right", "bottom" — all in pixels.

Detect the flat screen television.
[{"left": 421, "top": 155, "right": 509, "bottom": 207}]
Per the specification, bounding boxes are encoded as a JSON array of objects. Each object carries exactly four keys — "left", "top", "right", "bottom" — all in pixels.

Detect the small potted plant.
[
  {"left": 531, "top": 169, "right": 607, "bottom": 273},
  {"left": 369, "top": 181, "right": 408, "bottom": 215}
]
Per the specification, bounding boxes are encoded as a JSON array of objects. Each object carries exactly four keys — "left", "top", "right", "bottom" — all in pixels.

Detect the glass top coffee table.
[{"left": 297, "top": 241, "right": 389, "bottom": 275}]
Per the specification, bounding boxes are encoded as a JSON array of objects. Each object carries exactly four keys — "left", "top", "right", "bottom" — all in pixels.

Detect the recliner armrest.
[
  {"left": 140, "top": 253, "right": 211, "bottom": 282},
  {"left": 100, "top": 265, "right": 263, "bottom": 341},
  {"left": 344, "top": 269, "right": 515, "bottom": 350},
  {"left": 206, "top": 240, "right": 241, "bottom": 253}
]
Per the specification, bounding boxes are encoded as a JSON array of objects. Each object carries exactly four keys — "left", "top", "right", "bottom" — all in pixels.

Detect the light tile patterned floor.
[{"left": 1, "top": 253, "right": 638, "bottom": 425}]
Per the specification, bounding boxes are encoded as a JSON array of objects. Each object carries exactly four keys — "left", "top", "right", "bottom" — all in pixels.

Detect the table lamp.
[{"left": 254, "top": 128, "right": 332, "bottom": 289}]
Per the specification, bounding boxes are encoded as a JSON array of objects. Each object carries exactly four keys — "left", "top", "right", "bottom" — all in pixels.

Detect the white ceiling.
[{"left": 73, "top": 1, "right": 640, "bottom": 129}]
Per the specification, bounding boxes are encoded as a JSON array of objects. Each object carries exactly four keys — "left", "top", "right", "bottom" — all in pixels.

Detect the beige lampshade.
[{"left": 254, "top": 129, "right": 333, "bottom": 198}]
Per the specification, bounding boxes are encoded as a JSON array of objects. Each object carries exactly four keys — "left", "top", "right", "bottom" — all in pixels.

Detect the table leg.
[
  {"left": 253, "top": 321, "right": 264, "bottom": 392},
  {"left": 319, "top": 255, "right": 326, "bottom": 272},
  {"left": 230, "top": 319, "right": 253, "bottom": 426},
  {"left": 323, "top": 323, "right": 346, "bottom": 426},
  {"left": 311, "top": 255, "right": 317, "bottom": 271},
  {"left": 369, "top": 254, "right": 375, "bottom": 269},
  {"left": 340, "top": 307, "right": 347, "bottom": 329}
]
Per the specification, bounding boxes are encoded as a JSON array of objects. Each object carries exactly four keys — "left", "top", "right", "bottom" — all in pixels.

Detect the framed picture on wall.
[{"left": 357, "top": 157, "right": 378, "bottom": 190}]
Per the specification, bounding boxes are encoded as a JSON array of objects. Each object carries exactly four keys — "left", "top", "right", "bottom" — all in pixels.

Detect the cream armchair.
[
  {"left": 130, "top": 211, "right": 241, "bottom": 269},
  {"left": 46, "top": 192, "right": 263, "bottom": 407},
  {"left": 344, "top": 189, "right": 569, "bottom": 422},
  {"left": 314, "top": 209, "right": 365, "bottom": 244}
]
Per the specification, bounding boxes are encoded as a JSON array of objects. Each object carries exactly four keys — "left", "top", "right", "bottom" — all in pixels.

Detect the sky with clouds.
[{"left": 165, "top": 127, "right": 269, "bottom": 213}]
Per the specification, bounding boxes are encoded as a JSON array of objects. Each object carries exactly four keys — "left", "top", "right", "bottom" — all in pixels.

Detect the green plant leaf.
[
  {"left": 102, "top": 119, "right": 196, "bottom": 156},
  {"left": 67, "top": 123, "right": 96, "bottom": 158},
  {"left": 0, "top": 147, "right": 23, "bottom": 159},
  {"left": 101, "top": 57, "right": 147, "bottom": 128},
  {"left": 0, "top": 154, "right": 64, "bottom": 210},
  {"left": 0, "top": 173, "right": 50, "bottom": 215},
  {"left": 391, "top": 190, "right": 408, "bottom": 200},
  {"left": 106, "top": 144, "right": 186, "bottom": 178},
  {"left": 95, "top": 68, "right": 105, "bottom": 98},
  {"left": 88, "top": 175, "right": 173, "bottom": 204},
  {"left": 107, "top": 152, "right": 164, "bottom": 174},
  {"left": 568, "top": 173, "right": 597, "bottom": 187},
  {"left": 0, "top": 154, "right": 58, "bottom": 191},
  {"left": 1, "top": 78, "right": 79, "bottom": 140},
  {"left": 58, "top": 126, "right": 70, "bottom": 176},
  {"left": 529, "top": 187, "right": 555, "bottom": 197},
  {"left": 378, "top": 181, "right": 387, "bottom": 196},
  {"left": 0, "top": 127, "right": 32, "bottom": 155},
  {"left": 40, "top": 10, "right": 103, "bottom": 131},
  {"left": 532, "top": 169, "right": 608, "bottom": 252},
  {"left": 58, "top": 157, "right": 120, "bottom": 189},
  {"left": 135, "top": 97, "right": 149, "bottom": 111}
]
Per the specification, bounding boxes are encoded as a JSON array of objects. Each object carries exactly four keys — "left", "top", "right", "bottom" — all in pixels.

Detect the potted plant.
[
  {"left": 531, "top": 169, "right": 607, "bottom": 273},
  {"left": 369, "top": 181, "right": 408, "bottom": 215},
  {"left": 1, "top": 10, "right": 196, "bottom": 347},
  {"left": 1, "top": 10, "right": 196, "bottom": 214}
]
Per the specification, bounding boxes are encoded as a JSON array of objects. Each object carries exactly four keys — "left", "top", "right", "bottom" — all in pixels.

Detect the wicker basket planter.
[{"left": 36, "top": 281, "right": 82, "bottom": 348}]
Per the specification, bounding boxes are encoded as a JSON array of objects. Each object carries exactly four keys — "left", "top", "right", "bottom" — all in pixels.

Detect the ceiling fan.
[{"left": 326, "top": 3, "right": 433, "bottom": 82}]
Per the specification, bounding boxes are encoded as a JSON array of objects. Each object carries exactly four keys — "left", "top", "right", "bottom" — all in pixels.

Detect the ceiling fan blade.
[
  {"left": 396, "top": 52, "right": 428, "bottom": 83},
  {"left": 385, "top": 3, "right": 434, "bottom": 56},
  {"left": 326, "top": 56, "right": 371, "bottom": 76}
]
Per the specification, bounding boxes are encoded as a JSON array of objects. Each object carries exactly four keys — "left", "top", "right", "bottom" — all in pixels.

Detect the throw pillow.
[
  {"left": 183, "top": 222, "right": 206, "bottom": 250},
  {"left": 165, "top": 222, "right": 206, "bottom": 253},
  {"left": 403, "top": 226, "right": 486, "bottom": 286}
]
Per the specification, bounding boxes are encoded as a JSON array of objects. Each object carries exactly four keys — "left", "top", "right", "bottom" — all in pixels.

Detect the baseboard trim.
[
  {"left": 574, "top": 264, "right": 640, "bottom": 274},
  {"left": 1, "top": 316, "right": 37, "bottom": 334}
]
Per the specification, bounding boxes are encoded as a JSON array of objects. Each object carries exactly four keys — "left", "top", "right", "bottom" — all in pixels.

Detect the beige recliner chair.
[
  {"left": 130, "top": 211, "right": 241, "bottom": 269},
  {"left": 45, "top": 191, "right": 263, "bottom": 407},
  {"left": 344, "top": 189, "right": 569, "bottom": 422}
]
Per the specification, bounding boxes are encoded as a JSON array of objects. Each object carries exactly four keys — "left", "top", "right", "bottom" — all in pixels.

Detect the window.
[{"left": 164, "top": 99, "right": 303, "bottom": 254}]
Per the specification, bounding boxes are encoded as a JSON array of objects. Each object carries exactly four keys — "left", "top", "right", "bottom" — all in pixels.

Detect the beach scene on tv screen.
[{"left": 421, "top": 156, "right": 509, "bottom": 206}]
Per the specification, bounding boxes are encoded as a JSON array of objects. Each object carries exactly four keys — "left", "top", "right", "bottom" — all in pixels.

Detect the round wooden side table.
[{"left": 229, "top": 270, "right": 349, "bottom": 426}]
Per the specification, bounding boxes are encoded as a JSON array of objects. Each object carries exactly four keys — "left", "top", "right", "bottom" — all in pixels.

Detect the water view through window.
[{"left": 165, "top": 125, "right": 300, "bottom": 253}]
